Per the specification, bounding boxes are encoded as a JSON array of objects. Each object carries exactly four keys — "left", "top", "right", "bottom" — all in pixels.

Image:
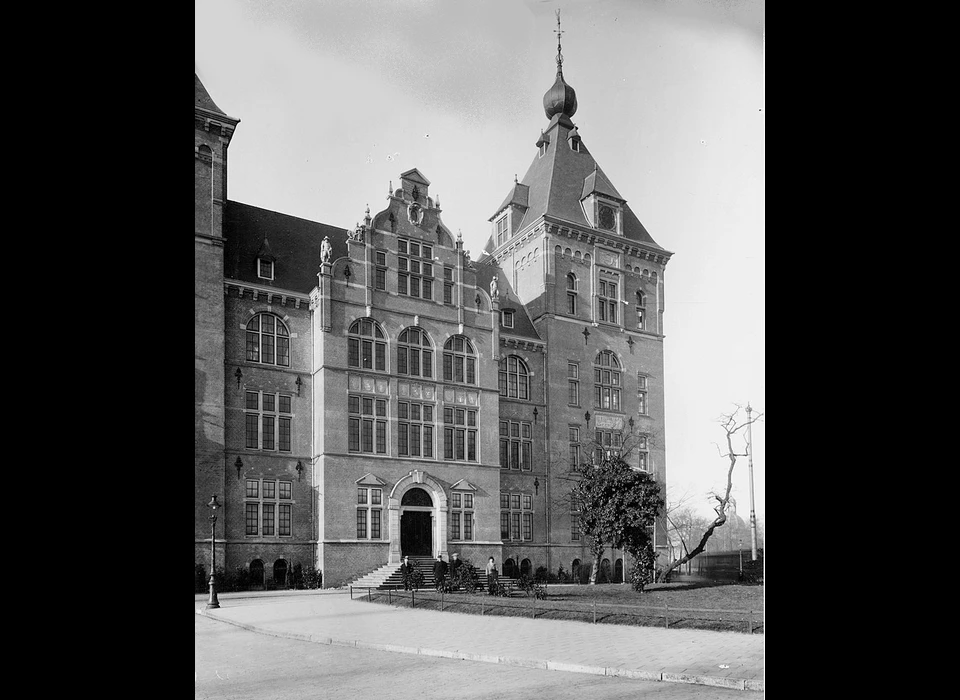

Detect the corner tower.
[
  {"left": 195, "top": 74, "right": 239, "bottom": 562},
  {"left": 478, "top": 13, "right": 674, "bottom": 575}
]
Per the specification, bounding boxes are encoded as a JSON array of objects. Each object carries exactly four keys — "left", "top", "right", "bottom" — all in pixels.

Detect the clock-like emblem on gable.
[
  {"left": 598, "top": 203, "right": 617, "bottom": 231},
  {"left": 407, "top": 202, "right": 424, "bottom": 226}
]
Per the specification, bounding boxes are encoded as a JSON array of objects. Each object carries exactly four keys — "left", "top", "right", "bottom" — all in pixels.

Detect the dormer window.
[
  {"left": 539, "top": 142, "right": 547, "bottom": 157},
  {"left": 501, "top": 309, "right": 515, "bottom": 329},
  {"left": 258, "top": 258, "right": 274, "bottom": 280},
  {"left": 496, "top": 215, "right": 509, "bottom": 247},
  {"left": 570, "top": 139, "right": 580, "bottom": 152},
  {"left": 597, "top": 202, "right": 617, "bottom": 232},
  {"left": 536, "top": 132, "right": 550, "bottom": 158}
]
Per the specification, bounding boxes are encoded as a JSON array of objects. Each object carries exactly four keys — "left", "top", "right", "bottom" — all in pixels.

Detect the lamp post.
[
  {"left": 206, "top": 495, "right": 221, "bottom": 609},
  {"left": 746, "top": 403, "right": 758, "bottom": 561},
  {"left": 739, "top": 537, "right": 743, "bottom": 580}
]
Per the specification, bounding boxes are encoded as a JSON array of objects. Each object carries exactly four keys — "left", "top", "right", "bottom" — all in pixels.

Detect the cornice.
[
  {"left": 542, "top": 216, "right": 674, "bottom": 266},
  {"left": 224, "top": 279, "right": 309, "bottom": 310},
  {"left": 499, "top": 334, "right": 546, "bottom": 353}
]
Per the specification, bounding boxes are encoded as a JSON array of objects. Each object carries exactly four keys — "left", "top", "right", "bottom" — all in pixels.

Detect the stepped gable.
[{"left": 223, "top": 200, "right": 348, "bottom": 293}]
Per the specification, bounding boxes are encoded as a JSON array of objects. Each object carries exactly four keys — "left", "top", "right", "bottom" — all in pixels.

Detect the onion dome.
[{"left": 543, "top": 72, "right": 578, "bottom": 119}]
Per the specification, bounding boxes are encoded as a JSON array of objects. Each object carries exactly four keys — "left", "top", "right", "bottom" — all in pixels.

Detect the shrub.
[
  {"left": 741, "top": 555, "right": 764, "bottom": 585},
  {"left": 534, "top": 566, "right": 549, "bottom": 583},
  {"left": 517, "top": 574, "right": 537, "bottom": 596},
  {"left": 302, "top": 566, "right": 322, "bottom": 589},
  {"left": 402, "top": 567, "right": 424, "bottom": 591},
  {"left": 450, "top": 559, "right": 480, "bottom": 593},
  {"left": 492, "top": 580, "right": 511, "bottom": 597},
  {"left": 234, "top": 566, "right": 251, "bottom": 591},
  {"left": 556, "top": 564, "right": 568, "bottom": 583},
  {"left": 290, "top": 562, "right": 305, "bottom": 589},
  {"left": 195, "top": 563, "right": 208, "bottom": 593},
  {"left": 631, "top": 542, "right": 656, "bottom": 593},
  {"left": 533, "top": 582, "right": 547, "bottom": 600}
]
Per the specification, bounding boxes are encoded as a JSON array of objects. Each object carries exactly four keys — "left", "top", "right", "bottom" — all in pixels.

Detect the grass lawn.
[{"left": 359, "top": 579, "right": 764, "bottom": 634}]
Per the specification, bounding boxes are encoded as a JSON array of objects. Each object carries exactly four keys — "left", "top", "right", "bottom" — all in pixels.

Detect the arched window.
[
  {"left": 498, "top": 355, "right": 529, "bottom": 399},
  {"left": 594, "top": 351, "right": 621, "bottom": 411},
  {"left": 442, "top": 336, "right": 476, "bottom": 384},
  {"left": 397, "top": 327, "right": 433, "bottom": 377},
  {"left": 348, "top": 318, "right": 386, "bottom": 371},
  {"left": 250, "top": 559, "right": 265, "bottom": 589},
  {"left": 274, "top": 559, "right": 288, "bottom": 588},
  {"left": 566, "top": 273, "right": 578, "bottom": 314},
  {"left": 600, "top": 558, "right": 611, "bottom": 583},
  {"left": 503, "top": 558, "right": 518, "bottom": 579},
  {"left": 246, "top": 313, "right": 290, "bottom": 367},
  {"left": 520, "top": 558, "right": 532, "bottom": 578},
  {"left": 636, "top": 290, "right": 646, "bottom": 330},
  {"left": 615, "top": 558, "right": 624, "bottom": 583}
]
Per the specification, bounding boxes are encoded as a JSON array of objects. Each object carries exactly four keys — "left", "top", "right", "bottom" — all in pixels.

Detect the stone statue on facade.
[
  {"left": 490, "top": 275, "right": 499, "bottom": 300},
  {"left": 320, "top": 236, "right": 333, "bottom": 263}
]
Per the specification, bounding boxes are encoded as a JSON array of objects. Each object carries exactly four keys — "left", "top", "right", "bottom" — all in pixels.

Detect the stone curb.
[{"left": 196, "top": 608, "right": 763, "bottom": 693}]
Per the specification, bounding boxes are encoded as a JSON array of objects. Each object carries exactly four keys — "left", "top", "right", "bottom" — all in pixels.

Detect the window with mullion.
[
  {"left": 348, "top": 395, "right": 387, "bottom": 454},
  {"left": 348, "top": 319, "right": 386, "bottom": 372},
  {"left": 597, "top": 280, "right": 619, "bottom": 324},
  {"left": 398, "top": 239, "right": 434, "bottom": 300},
  {"left": 498, "top": 355, "right": 529, "bottom": 400},
  {"left": 443, "top": 336, "right": 477, "bottom": 385},
  {"left": 245, "top": 313, "right": 291, "bottom": 367},
  {"left": 443, "top": 407, "right": 477, "bottom": 462},
  {"left": 243, "top": 391, "right": 293, "bottom": 451},
  {"left": 499, "top": 420, "right": 532, "bottom": 470},
  {"left": 245, "top": 478, "right": 293, "bottom": 537},
  {"left": 593, "top": 351, "right": 621, "bottom": 411},
  {"left": 398, "top": 401, "right": 434, "bottom": 458}
]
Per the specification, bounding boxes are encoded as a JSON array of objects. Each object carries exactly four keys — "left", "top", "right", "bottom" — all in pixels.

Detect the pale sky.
[{"left": 195, "top": 0, "right": 765, "bottom": 524}]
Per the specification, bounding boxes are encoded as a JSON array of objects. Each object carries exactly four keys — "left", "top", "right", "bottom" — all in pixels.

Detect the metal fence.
[{"left": 350, "top": 586, "right": 763, "bottom": 634}]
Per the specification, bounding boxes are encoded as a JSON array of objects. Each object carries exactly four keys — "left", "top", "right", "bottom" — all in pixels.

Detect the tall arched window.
[
  {"left": 498, "top": 355, "right": 529, "bottom": 399},
  {"left": 442, "top": 336, "right": 476, "bottom": 385},
  {"left": 566, "top": 273, "right": 578, "bottom": 314},
  {"left": 636, "top": 290, "right": 646, "bottom": 330},
  {"left": 594, "top": 351, "right": 621, "bottom": 410},
  {"left": 348, "top": 319, "right": 386, "bottom": 371},
  {"left": 397, "top": 327, "right": 433, "bottom": 377},
  {"left": 246, "top": 313, "right": 290, "bottom": 367}
]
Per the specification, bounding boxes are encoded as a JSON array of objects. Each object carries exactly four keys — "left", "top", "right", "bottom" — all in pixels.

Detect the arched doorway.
[
  {"left": 572, "top": 558, "right": 581, "bottom": 583},
  {"left": 520, "top": 558, "right": 532, "bottom": 578},
  {"left": 400, "top": 487, "right": 433, "bottom": 556},
  {"left": 503, "top": 558, "right": 518, "bottom": 579},
  {"left": 615, "top": 558, "right": 624, "bottom": 583},
  {"left": 250, "top": 559, "right": 265, "bottom": 589},
  {"left": 600, "top": 558, "right": 611, "bottom": 583},
  {"left": 274, "top": 559, "right": 288, "bottom": 588}
]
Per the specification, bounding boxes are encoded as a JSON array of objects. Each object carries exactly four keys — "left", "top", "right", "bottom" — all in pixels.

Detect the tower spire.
[
  {"left": 554, "top": 9, "right": 565, "bottom": 77},
  {"left": 543, "top": 10, "right": 578, "bottom": 120}
]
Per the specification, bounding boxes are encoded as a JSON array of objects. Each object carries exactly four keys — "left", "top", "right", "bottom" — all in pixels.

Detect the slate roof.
[
  {"left": 195, "top": 73, "right": 233, "bottom": 118},
  {"left": 483, "top": 114, "right": 664, "bottom": 255},
  {"left": 473, "top": 264, "right": 542, "bottom": 343},
  {"left": 223, "top": 200, "right": 349, "bottom": 294}
]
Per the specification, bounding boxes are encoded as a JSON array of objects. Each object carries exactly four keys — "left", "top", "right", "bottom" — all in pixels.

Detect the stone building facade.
[{"left": 194, "top": 45, "right": 674, "bottom": 588}]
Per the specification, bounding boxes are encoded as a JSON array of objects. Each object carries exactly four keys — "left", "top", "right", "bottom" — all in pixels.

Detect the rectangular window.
[
  {"left": 371, "top": 509, "right": 381, "bottom": 539},
  {"left": 349, "top": 395, "right": 387, "bottom": 454},
  {"left": 375, "top": 267, "right": 386, "bottom": 291},
  {"left": 246, "top": 503, "right": 259, "bottom": 535},
  {"left": 511, "top": 512, "right": 521, "bottom": 541},
  {"left": 452, "top": 511, "right": 461, "bottom": 540},
  {"left": 598, "top": 279, "right": 618, "bottom": 324},
  {"left": 463, "top": 512, "right": 473, "bottom": 540},
  {"left": 499, "top": 420, "right": 532, "bottom": 470},
  {"left": 398, "top": 401, "right": 433, "bottom": 458},
  {"left": 245, "top": 479, "right": 293, "bottom": 537},
  {"left": 496, "top": 216, "right": 508, "bottom": 247},
  {"left": 501, "top": 512, "right": 510, "bottom": 539},
  {"left": 567, "top": 292, "right": 576, "bottom": 314},
  {"left": 258, "top": 259, "right": 274, "bottom": 280},
  {"left": 357, "top": 509, "right": 367, "bottom": 539},
  {"left": 569, "top": 426, "right": 580, "bottom": 470},
  {"left": 522, "top": 512, "right": 532, "bottom": 541},
  {"left": 637, "top": 375, "right": 648, "bottom": 415},
  {"left": 501, "top": 310, "right": 514, "bottom": 328},
  {"left": 244, "top": 391, "right": 293, "bottom": 452},
  {"left": 262, "top": 503, "right": 275, "bottom": 536},
  {"left": 443, "top": 407, "right": 477, "bottom": 462},
  {"left": 568, "top": 363, "right": 579, "bottom": 405},
  {"left": 398, "top": 238, "right": 434, "bottom": 298}
]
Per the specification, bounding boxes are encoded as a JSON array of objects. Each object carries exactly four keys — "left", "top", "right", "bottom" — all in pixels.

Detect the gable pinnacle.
[{"left": 554, "top": 9, "right": 565, "bottom": 77}]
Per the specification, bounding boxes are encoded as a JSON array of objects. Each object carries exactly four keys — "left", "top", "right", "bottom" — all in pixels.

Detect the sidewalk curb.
[{"left": 196, "top": 608, "right": 763, "bottom": 692}]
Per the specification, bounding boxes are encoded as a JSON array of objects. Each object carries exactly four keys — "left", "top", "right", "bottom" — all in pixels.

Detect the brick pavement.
[{"left": 196, "top": 590, "right": 764, "bottom": 692}]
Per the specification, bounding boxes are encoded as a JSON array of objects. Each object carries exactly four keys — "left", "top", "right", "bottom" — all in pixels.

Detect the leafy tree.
[
  {"left": 572, "top": 452, "right": 664, "bottom": 585},
  {"left": 656, "top": 404, "right": 763, "bottom": 582}
]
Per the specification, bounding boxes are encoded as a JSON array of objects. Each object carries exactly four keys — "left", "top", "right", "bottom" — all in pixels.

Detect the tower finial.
[{"left": 554, "top": 8, "right": 564, "bottom": 76}]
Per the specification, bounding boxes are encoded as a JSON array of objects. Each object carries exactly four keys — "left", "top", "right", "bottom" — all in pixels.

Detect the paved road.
[
  {"left": 196, "top": 590, "right": 763, "bottom": 693},
  {"left": 196, "top": 613, "right": 763, "bottom": 699}
]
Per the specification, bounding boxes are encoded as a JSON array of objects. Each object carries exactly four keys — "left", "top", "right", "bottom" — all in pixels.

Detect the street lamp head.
[{"left": 207, "top": 495, "right": 220, "bottom": 511}]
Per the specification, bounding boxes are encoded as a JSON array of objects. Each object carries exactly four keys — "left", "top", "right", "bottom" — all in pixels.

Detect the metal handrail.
[{"left": 352, "top": 585, "right": 762, "bottom": 634}]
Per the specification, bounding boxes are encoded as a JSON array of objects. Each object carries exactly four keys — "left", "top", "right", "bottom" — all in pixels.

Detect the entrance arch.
[
  {"left": 400, "top": 488, "right": 433, "bottom": 556},
  {"left": 388, "top": 470, "right": 449, "bottom": 564}
]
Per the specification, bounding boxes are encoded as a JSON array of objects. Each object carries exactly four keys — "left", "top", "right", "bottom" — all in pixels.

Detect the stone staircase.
[{"left": 349, "top": 556, "right": 520, "bottom": 591}]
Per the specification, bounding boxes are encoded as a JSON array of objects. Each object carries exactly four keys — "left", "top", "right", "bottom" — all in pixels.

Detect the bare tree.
[{"left": 656, "top": 404, "right": 763, "bottom": 583}]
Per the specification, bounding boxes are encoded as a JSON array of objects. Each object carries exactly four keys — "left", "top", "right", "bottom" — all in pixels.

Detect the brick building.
[{"left": 195, "top": 43, "right": 673, "bottom": 588}]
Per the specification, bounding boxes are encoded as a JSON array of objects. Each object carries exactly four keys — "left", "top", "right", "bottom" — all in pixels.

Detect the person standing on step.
[
  {"left": 485, "top": 556, "right": 498, "bottom": 595},
  {"left": 400, "top": 555, "right": 416, "bottom": 591},
  {"left": 433, "top": 554, "right": 447, "bottom": 592}
]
